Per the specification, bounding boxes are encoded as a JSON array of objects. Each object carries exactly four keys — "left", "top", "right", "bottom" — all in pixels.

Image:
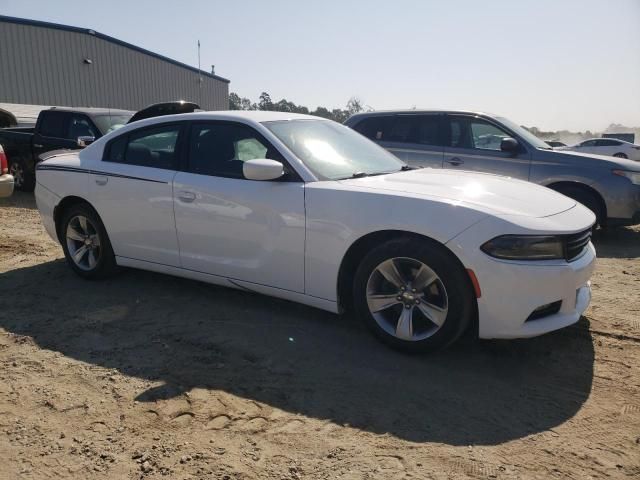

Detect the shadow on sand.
[{"left": 0, "top": 259, "right": 594, "bottom": 445}]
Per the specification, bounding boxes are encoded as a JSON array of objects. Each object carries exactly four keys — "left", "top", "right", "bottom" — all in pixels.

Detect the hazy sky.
[{"left": 2, "top": 0, "right": 639, "bottom": 131}]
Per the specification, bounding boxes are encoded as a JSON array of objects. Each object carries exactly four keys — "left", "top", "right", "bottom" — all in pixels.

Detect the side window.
[
  {"left": 447, "top": 117, "right": 510, "bottom": 151},
  {"left": 469, "top": 120, "right": 510, "bottom": 151},
  {"left": 581, "top": 140, "right": 596, "bottom": 147},
  {"left": 38, "top": 112, "right": 68, "bottom": 138},
  {"left": 596, "top": 139, "right": 620, "bottom": 147},
  {"left": 188, "top": 122, "right": 282, "bottom": 178},
  {"left": 352, "top": 116, "right": 390, "bottom": 141},
  {"left": 386, "top": 116, "right": 416, "bottom": 143},
  {"left": 415, "top": 115, "right": 442, "bottom": 146},
  {"left": 68, "top": 115, "right": 99, "bottom": 139},
  {"left": 104, "top": 124, "right": 180, "bottom": 169}
]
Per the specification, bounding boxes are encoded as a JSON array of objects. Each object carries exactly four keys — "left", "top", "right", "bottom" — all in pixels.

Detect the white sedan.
[
  {"left": 35, "top": 112, "right": 596, "bottom": 352},
  {"left": 560, "top": 138, "right": 640, "bottom": 160}
]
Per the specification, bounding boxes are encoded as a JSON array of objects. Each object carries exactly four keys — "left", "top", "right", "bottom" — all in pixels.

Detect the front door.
[
  {"left": 442, "top": 115, "right": 531, "bottom": 180},
  {"left": 173, "top": 121, "right": 306, "bottom": 293}
]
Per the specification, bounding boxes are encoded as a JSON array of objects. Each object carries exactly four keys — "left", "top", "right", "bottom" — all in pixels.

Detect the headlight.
[
  {"left": 481, "top": 235, "right": 564, "bottom": 260},
  {"left": 613, "top": 170, "right": 640, "bottom": 185}
]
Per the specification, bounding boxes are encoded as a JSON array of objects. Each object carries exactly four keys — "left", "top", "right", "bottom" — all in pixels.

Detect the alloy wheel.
[
  {"left": 366, "top": 257, "right": 449, "bottom": 341},
  {"left": 66, "top": 215, "right": 101, "bottom": 271}
]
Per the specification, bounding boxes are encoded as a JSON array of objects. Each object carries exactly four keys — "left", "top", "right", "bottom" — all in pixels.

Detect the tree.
[{"left": 258, "top": 92, "right": 273, "bottom": 111}]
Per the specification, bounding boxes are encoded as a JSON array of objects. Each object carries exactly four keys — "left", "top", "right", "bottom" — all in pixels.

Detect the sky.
[{"left": 1, "top": 0, "right": 639, "bottom": 131}]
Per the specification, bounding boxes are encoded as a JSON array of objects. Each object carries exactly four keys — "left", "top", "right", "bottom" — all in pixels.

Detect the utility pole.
[{"left": 197, "top": 39, "right": 202, "bottom": 106}]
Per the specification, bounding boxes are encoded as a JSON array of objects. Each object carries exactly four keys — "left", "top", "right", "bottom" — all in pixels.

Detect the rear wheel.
[
  {"left": 353, "top": 238, "right": 474, "bottom": 353},
  {"left": 60, "top": 204, "right": 117, "bottom": 279},
  {"left": 9, "top": 158, "right": 35, "bottom": 192},
  {"left": 613, "top": 152, "right": 627, "bottom": 159}
]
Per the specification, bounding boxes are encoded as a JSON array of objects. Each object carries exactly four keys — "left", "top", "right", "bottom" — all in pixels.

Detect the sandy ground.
[{"left": 0, "top": 191, "right": 638, "bottom": 479}]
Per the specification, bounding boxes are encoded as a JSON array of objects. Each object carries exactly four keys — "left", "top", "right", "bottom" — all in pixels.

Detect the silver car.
[{"left": 345, "top": 111, "right": 640, "bottom": 227}]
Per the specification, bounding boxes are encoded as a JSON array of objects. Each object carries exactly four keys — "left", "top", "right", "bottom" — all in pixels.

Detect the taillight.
[{"left": 0, "top": 147, "right": 7, "bottom": 175}]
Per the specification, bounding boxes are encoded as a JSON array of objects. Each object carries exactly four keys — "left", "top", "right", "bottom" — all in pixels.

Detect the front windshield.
[
  {"left": 496, "top": 116, "right": 552, "bottom": 150},
  {"left": 263, "top": 119, "right": 405, "bottom": 180},
  {"left": 93, "top": 114, "right": 133, "bottom": 135}
]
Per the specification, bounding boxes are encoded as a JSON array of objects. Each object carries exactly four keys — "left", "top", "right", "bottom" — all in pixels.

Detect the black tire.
[
  {"left": 9, "top": 157, "right": 35, "bottom": 192},
  {"left": 353, "top": 237, "right": 474, "bottom": 353},
  {"left": 59, "top": 203, "right": 118, "bottom": 280},
  {"left": 550, "top": 184, "right": 604, "bottom": 227},
  {"left": 613, "top": 152, "right": 627, "bottom": 159}
]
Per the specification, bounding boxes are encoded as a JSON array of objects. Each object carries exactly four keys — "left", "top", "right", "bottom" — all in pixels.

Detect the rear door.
[
  {"left": 442, "top": 115, "right": 531, "bottom": 180},
  {"left": 89, "top": 123, "right": 183, "bottom": 266}
]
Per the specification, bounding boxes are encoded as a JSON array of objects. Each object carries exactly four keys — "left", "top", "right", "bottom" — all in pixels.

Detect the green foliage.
[{"left": 229, "top": 92, "right": 369, "bottom": 122}]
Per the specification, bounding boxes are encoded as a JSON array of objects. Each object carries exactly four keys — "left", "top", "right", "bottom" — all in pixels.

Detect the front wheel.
[
  {"left": 353, "top": 238, "right": 474, "bottom": 353},
  {"left": 60, "top": 204, "right": 117, "bottom": 279}
]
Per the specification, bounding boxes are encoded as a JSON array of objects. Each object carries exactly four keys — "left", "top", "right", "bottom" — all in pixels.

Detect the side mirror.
[
  {"left": 500, "top": 137, "right": 519, "bottom": 153},
  {"left": 243, "top": 159, "right": 285, "bottom": 181},
  {"left": 77, "top": 136, "right": 95, "bottom": 148}
]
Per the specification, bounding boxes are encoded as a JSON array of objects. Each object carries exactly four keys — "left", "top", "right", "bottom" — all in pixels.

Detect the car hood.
[
  {"left": 546, "top": 149, "right": 640, "bottom": 169},
  {"left": 338, "top": 168, "right": 576, "bottom": 218}
]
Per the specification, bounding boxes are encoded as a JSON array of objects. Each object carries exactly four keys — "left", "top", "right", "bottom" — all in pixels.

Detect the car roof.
[
  {"left": 348, "top": 109, "right": 499, "bottom": 118},
  {"left": 47, "top": 106, "right": 134, "bottom": 116}
]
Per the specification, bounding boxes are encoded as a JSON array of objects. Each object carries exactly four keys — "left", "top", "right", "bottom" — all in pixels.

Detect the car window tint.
[
  {"left": 448, "top": 118, "right": 472, "bottom": 148},
  {"left": 352, "top": 116, "right": 390, "bottom": 141},
  {"left": 581, "top": 140, "right": 596, "bottom": 147},
  {"left": 597, "top": 139, "right": 620, "bottom": 146},
  {"left": 386, "top": 116, "right": 416, "bottom": 143},
  {"left": 415, "top": 115, "right": 441, "bottom": 146},
  {"left": 68, "top": 115, "right": 98, "bottom": 139},
  {"left": 188, "top": 122, "right": 281, "bottom": 178},
  {"left": 39, "top": 112, "right": 68, "bottom": 138},
  {"left": 105, "top": 125, "right": 180, "bottom": 169}
]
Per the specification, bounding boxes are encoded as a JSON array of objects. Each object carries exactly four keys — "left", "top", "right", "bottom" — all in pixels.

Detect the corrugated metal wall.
[{"left": 0, "top": 20, "right": 229, "bottom": 111}]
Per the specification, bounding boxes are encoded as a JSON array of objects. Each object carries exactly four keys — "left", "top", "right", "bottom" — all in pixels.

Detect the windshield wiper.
[{"left": 349, "top": 171, "right": 370, "bottom": 178}]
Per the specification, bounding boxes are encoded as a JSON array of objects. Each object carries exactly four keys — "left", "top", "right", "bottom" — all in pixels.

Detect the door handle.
[
  {"left": 94, "top": 175, "right": 108, "bottom": 186},
  {"left": 178, "top": 191, "right": 196, "bottom": 203},
  {"left": 445, "top": 157, "right": 464, "bottom": 166},
  {"left": 33, "top": 144, "right": 43, "bottom": 148}
]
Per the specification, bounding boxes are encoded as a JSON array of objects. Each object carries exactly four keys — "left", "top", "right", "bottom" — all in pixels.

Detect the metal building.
[{"left": 0, "top": 15, "right": 230, "bottom": 117}]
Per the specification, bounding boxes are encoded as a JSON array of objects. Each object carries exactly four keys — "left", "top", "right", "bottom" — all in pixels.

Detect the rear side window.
[
  {"left": 352, "top": 116, "right": 390, "bottom": 141},
  {"left": 38, "top": 112, "right": 68, "bottom": 138},
  {"left": 104, "top": 124, "right": 181, "bottom": 169},
  {"left": 596, "top": 139, "right": 621, "bottom": 146}
]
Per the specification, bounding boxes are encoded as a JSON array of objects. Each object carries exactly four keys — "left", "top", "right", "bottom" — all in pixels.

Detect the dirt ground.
[{"left": 0, "top": 191, "right": 638, "bottom": 480}]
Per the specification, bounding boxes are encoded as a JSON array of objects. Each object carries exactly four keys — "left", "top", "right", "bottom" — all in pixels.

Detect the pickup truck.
[{"left": 0, "top": 107, "right": 133, "bottom": 191}]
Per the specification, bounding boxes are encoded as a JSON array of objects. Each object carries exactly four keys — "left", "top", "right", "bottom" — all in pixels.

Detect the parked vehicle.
[
  {"left": 559, "top": 138, "right": 640, "bottom": 160},
  {"left": 0, "top": 145, "right": 14, "bottom": 197},
  {"left": 345, "top": 111, "right": 640, "bottom": 227},
  {"left": 35, "top": 111, "right": 596, "bottom": 352},
  {"left": 127, "top": 101, "right": 200, "bottom": 124},
  {"left": 0, "top": 107, "right": 133, "bottom": 191},
  {"left": 545, "top": 140, "right": 566, "bottom": 148}
]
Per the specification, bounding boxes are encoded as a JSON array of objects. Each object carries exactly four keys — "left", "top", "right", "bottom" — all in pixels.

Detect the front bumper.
[
  {"left": 0, "top": 174, "right": 14, "bottom": 197},
  {"left": 446, "top": 208, "right": 596, "bottom": 339}
]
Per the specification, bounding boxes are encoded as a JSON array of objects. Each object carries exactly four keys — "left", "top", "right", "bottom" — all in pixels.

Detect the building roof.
[{"left": 0, "top": 15, "right": 230, "bottom": 84}]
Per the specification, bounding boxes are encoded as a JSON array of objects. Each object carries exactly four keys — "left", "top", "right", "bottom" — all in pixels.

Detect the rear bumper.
[
  {"left": 34, "top": 182, "right": 60, "bottom": 242},
  {"left": 0, "top": 174, "right": 14, "bottom": 197}
]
